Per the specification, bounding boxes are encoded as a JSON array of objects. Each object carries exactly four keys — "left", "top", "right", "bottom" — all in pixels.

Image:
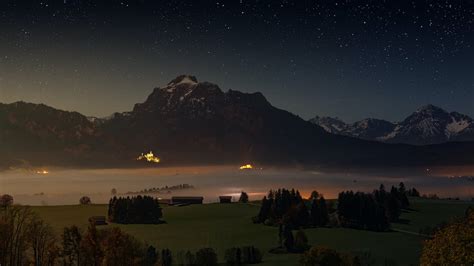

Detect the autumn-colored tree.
[
  {"left": 420, "top": 210, "right": 474, "bottom": 265},
  {"left": 28, "top": 215, "right": 59, "bottom": 266},
  {"left": 101, "top": 227, "right": 144, "bottom": 266},
  {"left": 62, "top": 225, "right": 82, "bottom": 266},
  {"left": 80, "top": 222, "right": 103, "bottom": 266}
]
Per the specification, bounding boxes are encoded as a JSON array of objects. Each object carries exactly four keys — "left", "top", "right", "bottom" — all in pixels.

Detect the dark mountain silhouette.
[{"left": 1, "top": 75, "right": 473, "bottom": 169}]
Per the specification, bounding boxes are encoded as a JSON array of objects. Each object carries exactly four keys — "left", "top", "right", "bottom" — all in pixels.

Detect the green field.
[{"left": 32, "top": 198, "right": 472, "bottom": 266}]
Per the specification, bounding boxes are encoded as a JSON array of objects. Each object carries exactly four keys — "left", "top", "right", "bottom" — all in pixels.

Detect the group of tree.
[
  {"left": 254, "top": 189, "right": 329, "bottom": 229},
  {"left": 1, "top": 202, "right": 183, "bottom": 266},
  {"left": 0, "top": 204, "right": 58, "bottom": 266},
  {"left": 407, "top": 187, "right": 420, "bottom": 197},
  {"left": 338, "top": 183, "right": 411, "bottom": 231},
  {"left": 108, "top": 195, "right": 163, "bottom": 224},
  {"left": 420, "top": 207, "right": 474, "bottom": 265},
  {"left": 300, "top": 246, "right": 361, "bottom": 266},
  {"left": 62, "top": 224, "right": 165, "bottom": 266},
  {"left": 175, "top": 248, "right": 218, "bottom": 266},
  {"left": 276, "top": 227, "right": 312, "bottom": 254},
  {"left": 225, "top": 246, "right": 262, "bottom": 265}
]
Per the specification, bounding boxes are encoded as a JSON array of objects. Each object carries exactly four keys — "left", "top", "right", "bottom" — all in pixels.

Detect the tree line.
[
  {"left": 338, "top": 183, "right": 410, "bottom": 231},
  {"left": 253, "top": 188, "right": 329, "bottom": 229},
  {"left": 108, "top": 195, "right": 163, "bottom": 224},
  {"left": 254, "top": 183, "right": 414, "bottom": 232},
  {"left": 1, "top": 202, "right": 264, "bottom": 266}
]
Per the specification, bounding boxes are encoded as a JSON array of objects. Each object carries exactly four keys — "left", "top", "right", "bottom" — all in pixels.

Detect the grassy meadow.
[{"left": 32, "top": 198, "right": 472, "bottom": 266}]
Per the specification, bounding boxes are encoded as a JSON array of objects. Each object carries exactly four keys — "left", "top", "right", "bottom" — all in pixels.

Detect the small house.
[
  {"left": 219, "top": 196, "right": 232, "bottom": 203},
  {"left": 171, "top": 196, "right": 204, "bottom": 205},
  {"left": 158, "top": 198, "right": 172, "bottom": 205},
  {"left": 89, "top": 216, "right": 107, "bottom": 226}
]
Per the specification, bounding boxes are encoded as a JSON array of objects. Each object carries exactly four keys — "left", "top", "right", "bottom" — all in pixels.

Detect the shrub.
[
  {"left": 0, "top": 194, "right": 13, "bottom": 207},
  {"left": 195, "top": 248, "right": 218, "bottom": 266},
  {"left": 300, "top": 246, "right": 359, "bottom": 266},
  {"left": 241, "top": 246, "right": 262, "bottom": 264},
  {"left": 79, "top": 196, "right": 91, "bottom": 205},
  {"left": 420, "top": 210, "right": 474, "bottom": 265},
  {"left": 160, "top": 249, "right": 172, "bottom": 266},
  {"left": 294, "top": 230, "right": 310, "bottom": 253},
  {"left": 239, "top": 191, "right": 249, "bottom": 203},
  {"left": 225, "top": 247, "right": 241, "bottom": 265},
  {"left": 225, "top": 246, "right": 262, "bottom": 265}
]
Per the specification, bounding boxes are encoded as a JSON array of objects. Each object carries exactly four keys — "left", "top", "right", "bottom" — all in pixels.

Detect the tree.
[
  {"left": 420, "top": 210, "right": 474, "bottom": 265},
  {"left": 282, "top": 225, "right": 294, "bottom": 252},
  {"left": 241, "top": 246, "right": 262, "bottom": 264},
  {"left": 101, "top": 227, "right": 144, "bottom": 266},
  {"left": 310, "top": 199, "right": 320, "bottom": 226},
  {"left": 160, "top": 248, "right": 172, "bottom": 266},
  {"left": 143, "top": 245, "right": 158, "bottom": 266},
  {"left": 62, "top": 225, "right": 82, "bottom": 266},
  {"left": 225, "top": 247, "right": 242, "bottom": 265},
  {"left": 318, "top": 197, "right": 329, "bottom": 226},
  {"left": 0, "top": 205, "right": 34, "bottom": 266},
  {"left": 80, "top": 196, "right": 92, "bottom": 205},
  {"left": 300, "top": 246, "right": 359, "bottom": 266},
  {"left": 0, "top": 194, "right": 13, "bottom": 207},
  {"left": 294, "top": 230, "right": 310, "bottom": 253},
  {"left": 239, "top": 191, "right": 249, "bottom": 203},
  {"left": 310, "top": 191, "right": 320, "bottom": 200},
  {"left": 29, "top": 215, "right": 59, "bottom": 266},
  {"left": 195, "top": 248, "right": 218, "bottom": 266},
  {"left": 80, "top": 222, "right": 103, "bottom": 266}
]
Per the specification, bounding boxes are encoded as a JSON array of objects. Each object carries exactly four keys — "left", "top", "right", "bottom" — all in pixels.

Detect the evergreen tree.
[
  {"left": 160, "top": 249, "right": 172, "bottom": 266},
  {"left": 238, "top": 191, "right": 249, "bottom": 203},
  {"left": 318, "top": 197, "right": 329, "bottom": 226},
  {"left": 143, "top": 245, "right": 158, "bottom": 266}
]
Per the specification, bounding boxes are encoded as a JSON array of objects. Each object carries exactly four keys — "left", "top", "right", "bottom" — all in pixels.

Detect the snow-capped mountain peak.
[{"left": 309, "top": 104, "right": 474, "bottom": 145}]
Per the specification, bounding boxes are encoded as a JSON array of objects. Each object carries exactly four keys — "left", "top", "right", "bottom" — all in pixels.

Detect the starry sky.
[{"left": 0, "top": 0, "right": 473, "bottom": 122}]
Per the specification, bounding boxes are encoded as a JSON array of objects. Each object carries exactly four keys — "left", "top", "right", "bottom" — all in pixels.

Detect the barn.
[
  {"left": 219, "top": 196, "right": 232, "bottom": 203},
  {"left": 171, "top": 196, "right": 204, "bottom": 205},
  {"left": 89, "top": 216, "right": 107, "bottom": 226}
]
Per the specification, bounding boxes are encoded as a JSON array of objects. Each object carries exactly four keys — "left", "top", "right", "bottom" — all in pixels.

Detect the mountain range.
[
  {"left": 309, "top": 105, "right": 474, "bottom": 145},
  {"left": 1, "top": 75, "right": 473, "bottom": 169}
]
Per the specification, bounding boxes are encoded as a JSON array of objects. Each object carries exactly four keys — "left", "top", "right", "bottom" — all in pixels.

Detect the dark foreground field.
[{"left": 32, "top": 198, "right": 472, "bottom": 266}]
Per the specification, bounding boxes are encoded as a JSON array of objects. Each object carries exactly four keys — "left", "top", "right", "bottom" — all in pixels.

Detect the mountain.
[
  {"left": 0, "top": 101, "right": 103, "bottom": 169},
  {"left": 99, "top": 75, "right": 334, "bottom": 164},
  {"left": 1, "top": 75, "right": 473, "bottom": 169},
  {"left": 310, "top": 104, "right": 474, "bottom": 145},
  {"left": 308, "top": 116, "right": 347, "bottom": 134}
]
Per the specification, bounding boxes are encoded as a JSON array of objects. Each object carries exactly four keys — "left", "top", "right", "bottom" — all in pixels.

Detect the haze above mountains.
[{"left": 1, "top": 75, "right": 473, "bottom": 169}]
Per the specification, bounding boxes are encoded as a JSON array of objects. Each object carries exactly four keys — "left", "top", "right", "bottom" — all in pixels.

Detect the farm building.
[
  {"left": 89, "top": 216, "right": 107, "bottom": 225},
  {"left": 171, "top": 196, "right": 204, "bottom": 205},
  {"left": 219, "top": 196, "right": 232, "bottom": 203}
]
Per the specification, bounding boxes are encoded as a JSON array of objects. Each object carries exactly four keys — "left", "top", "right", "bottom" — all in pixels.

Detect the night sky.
[{"left": 0, "top": 0, "right": 472, "bottom": 122}]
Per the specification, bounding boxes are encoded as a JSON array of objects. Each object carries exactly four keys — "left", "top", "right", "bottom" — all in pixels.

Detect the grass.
[{"left": 31, "top": 198, "right": 472, "bottom": 266}]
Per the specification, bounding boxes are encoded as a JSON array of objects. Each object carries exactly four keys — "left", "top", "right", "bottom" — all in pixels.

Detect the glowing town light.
[
  {"left": 137, "top": 151, "right": 160, "bottom": 163},
  {"left": 239, "top": 164, "right": 253, "bottom": 170},
  {"left": 36, "top": 170, "right": 49, "bottom": 175}
]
